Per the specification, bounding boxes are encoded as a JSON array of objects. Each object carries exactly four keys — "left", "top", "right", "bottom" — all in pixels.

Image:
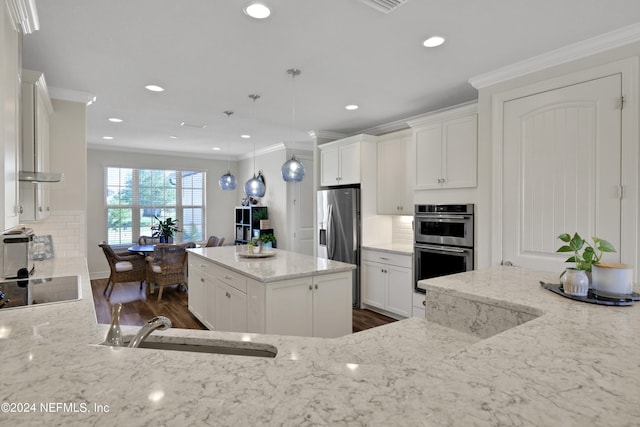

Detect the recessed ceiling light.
[
  {"left": 241, "top": 134, "right": 251, "bottom": 139},
  {"left": 212, "top": 147, "right": 221, "bottom": 151},
  {"left": 180, "top": 121, "right": 206, "bottom": 128},
  {"left": 345, "top": 104, "right": 359, "bottom": 111},
  {"left": 108, "top": 117, "right": 123, "bottom": 123},
  {"left": 145, "top": 84, "right": 165, "bottom": 92},
  {"left": 169, "top": 136, "right": 177, "bottom": 139},
  {"left": 102, "top": 136, "right": 114, "bottom": 140},
  {"left": 423, "top": 36, "right": 446, "bottom": 48},
  {"left": 244, "top": 3, "right": 271, "bottom": 19}
]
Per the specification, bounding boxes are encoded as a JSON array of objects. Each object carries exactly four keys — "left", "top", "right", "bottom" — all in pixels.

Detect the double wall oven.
[{"left": 414, "top": 204, "right": 474, "bottom": 293}]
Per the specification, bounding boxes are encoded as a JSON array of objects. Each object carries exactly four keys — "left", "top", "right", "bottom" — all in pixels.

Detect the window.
[{"left": 105, "top": 167, "right": 205, "bottom": 245}]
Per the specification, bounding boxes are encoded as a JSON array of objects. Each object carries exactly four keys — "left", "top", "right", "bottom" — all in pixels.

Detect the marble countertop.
[
  {"left": 362, "top": 243, "right": 414, "bottom": 255},
  {"left": 187, "top": 246, "right": 356, "bottom": 282},
  {"left": 1, "top": 258, "right": 638, "bottom": 426}
]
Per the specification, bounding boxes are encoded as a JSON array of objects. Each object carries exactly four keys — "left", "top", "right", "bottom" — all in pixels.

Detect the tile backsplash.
[
  {"left": 392, "top": 215, "right": 413, "bottom": 245},
  {"left": 25, "top": 210, "right": 86, "bottom": 258}
]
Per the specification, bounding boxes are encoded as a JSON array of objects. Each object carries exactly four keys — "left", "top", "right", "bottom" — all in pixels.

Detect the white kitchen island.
[
  {"left": 186, "top": 247, "right": 356, "bottom": 337},
  {"left": 1, "top": 258, "right": 639, "bottom": 426}
]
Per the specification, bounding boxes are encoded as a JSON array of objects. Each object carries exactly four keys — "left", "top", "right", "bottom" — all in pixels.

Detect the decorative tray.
[
  {"left": 236, "top": 251, "right": 277, "bottom": 259},
  {"left": 540, "top": 282, "right": 639, "bottom": 306}
]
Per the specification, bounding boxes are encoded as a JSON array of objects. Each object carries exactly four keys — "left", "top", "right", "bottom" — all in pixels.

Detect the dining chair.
[
  {"left": 205, "top": 235, "right": 225, "bottom": 247},
  {"left": 99, "top": 241, "right": 146, "bottom": 299},
  {"left": 145, "top": 244, "right": 190, "bottom": 302},
  {"left": 138, "top": 235, "right": 160, "bottom": 245}
]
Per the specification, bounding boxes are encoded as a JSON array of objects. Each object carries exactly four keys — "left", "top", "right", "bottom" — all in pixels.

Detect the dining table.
[{"left": 127, "top": 244, "right": 156, "bottom": 256}]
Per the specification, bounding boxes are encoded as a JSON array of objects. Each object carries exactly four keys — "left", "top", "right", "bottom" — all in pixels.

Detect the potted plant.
[
  {"left": 151, "top": 216, "right": 180, "bottom": 243},
  {"left": 252, "top": 209, "right": 270, "bottom": 230},
  {"left": 260, "top": 233, "right": 276, "bottom": 252},
  {"left": 247, "top": 238, "right": 262, "bottom": 254},
  {"left": 556, "top": 233, "right": 616, "bottom": 295}
]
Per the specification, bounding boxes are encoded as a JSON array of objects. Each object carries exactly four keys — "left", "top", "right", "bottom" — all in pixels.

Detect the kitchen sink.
[{"left": 121, "top": 338, "right": 278, "bottom": 358}]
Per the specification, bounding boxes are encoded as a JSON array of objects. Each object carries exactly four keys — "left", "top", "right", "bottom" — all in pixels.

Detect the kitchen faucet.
[
  {"left": 102, "top": 303, "right": 172, "bottom": 348},
  {"left": 127, "top": 316, "right": 172, "bottom": 348}
]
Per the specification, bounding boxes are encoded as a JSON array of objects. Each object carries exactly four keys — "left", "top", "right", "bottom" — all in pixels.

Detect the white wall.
[{"left": 86, "top": 148, "right": 238, "bottom": 278}]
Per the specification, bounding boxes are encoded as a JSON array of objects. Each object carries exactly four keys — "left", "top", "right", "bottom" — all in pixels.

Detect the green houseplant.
[
  {"left": 151, "top": 216, "right": 180, "bottom": 243},
  {"left": 556, "top": 233, "right": 616, "bottom": 272},
  {"left": 556, "top": 233, "right": 616, "bottom": 296},
  {"left": 260, "top": 233, "right": 276, "bottom": 251}
]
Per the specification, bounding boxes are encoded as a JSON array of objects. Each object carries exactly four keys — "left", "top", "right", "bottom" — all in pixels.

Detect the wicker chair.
[
  {"left": 145, "top": 244, "right": 190, "bottom": 302},
  {"left": 205, "top": 235, "right": 225, "bottom": 247},
  {"left": 99, "top": 241, "right": 146, "bottom": 299},
  {"left": 138, "top": 235, "right": 161, "bottom": 245}
]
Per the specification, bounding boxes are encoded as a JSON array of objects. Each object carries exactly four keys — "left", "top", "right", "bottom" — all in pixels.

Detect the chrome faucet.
[
  {"left": 103, "top": 303, "right": 124, "bottom": 346},
  {"left": 127, "top": 316, "right": 172, "bottom": 348}
]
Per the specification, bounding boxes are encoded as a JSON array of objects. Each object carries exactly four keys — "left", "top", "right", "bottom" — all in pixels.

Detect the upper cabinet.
[
  {"left": 318, "top": 134, "right": 377, "bottom": 187},
  {"left": 1, "top": 2, "right": 24, "bottom": 232},
  {"left": 409, "top": 103, "right": 478, "bottom": 190},
  {"left": 377, "top": 129, "right": 413, "bottom": 215},
  {"left": 20, "top": 69, "right": 53, "bottom": 222}
]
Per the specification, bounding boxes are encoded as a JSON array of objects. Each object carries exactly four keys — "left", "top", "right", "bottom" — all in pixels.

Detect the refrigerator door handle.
[{"left": 326, "top": 203, "right": 335, "bottom": 259}]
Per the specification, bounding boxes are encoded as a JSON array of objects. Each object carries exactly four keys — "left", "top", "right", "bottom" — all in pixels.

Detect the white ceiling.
[{"left": 21, "top": 0, "right": 640, "bottom": 159}]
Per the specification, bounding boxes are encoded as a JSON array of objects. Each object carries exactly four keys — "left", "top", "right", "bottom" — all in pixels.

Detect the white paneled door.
[{"left": 502, "top": 73, "right": 622, "bottom": 271}]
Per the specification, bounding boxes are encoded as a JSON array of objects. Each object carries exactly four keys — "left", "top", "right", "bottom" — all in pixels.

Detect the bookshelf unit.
[{"left": 234, "top": 206, "right": 268, "bottom": 244}]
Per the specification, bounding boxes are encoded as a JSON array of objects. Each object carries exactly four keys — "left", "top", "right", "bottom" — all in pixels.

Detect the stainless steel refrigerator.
[{"left": 317, "top": 187, "right": 361, "bottom": 308}]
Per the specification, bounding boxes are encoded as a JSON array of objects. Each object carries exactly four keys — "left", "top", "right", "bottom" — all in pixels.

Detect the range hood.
[{"left": 19, "top": 171, "right": 62, "bottom": 183}]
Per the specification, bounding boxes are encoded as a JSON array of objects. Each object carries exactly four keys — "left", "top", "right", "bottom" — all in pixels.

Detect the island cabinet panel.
[
  {"left": 187, "top": 251, "right": 353, "bottom": 337},
  {"left": 187, "top": 258, "right": 214, "bottom": 329},
  {"left": 264, "top": 277, "right": 313, "bottom": 337},
  {"left": 311, "top": 272, "right": 352, "bottom": 338}
]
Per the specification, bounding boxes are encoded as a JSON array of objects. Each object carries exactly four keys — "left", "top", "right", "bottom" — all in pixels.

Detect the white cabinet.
[
  {"left": 20, "top": 69, "right": 53, "bottom": 222},
  {"left": 187, "top": 258, "right": 214, "bottom": 329},
  {"left": 263, "top": 272, "right": 352, "bottom": 338},
  {"left": 211, "top": 265, "right": 247, "bottom": 333},
  {"left": 1, "top": 6, "right": 21, "bottom": 231},
  {"left": 409, "top": 103, "right": 477, "bottom": 190},
  {"left": 377, "top": 129, "right": 413, "bottom": 214},
  {"left": 318, "top": 134, "right": 376, "bottom": 187},
  {"left": 412, "top": 291, "right": 426, "bottom": 318},
  {"left": 187, "top": 253, "right": 352, "bottom": 337},
  {"left": 361, "top": 249, "right": 412, "bottom": 319}
]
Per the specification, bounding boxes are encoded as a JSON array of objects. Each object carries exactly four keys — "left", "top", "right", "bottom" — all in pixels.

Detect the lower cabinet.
[
  {"left": 412, "top": 291, "right": 426, "bottom": 318},
  {"left": 187, "top": 254, "right": 352, "bottom": 338},
  {"left": 361, "top": 249, "right": 412, "bottom": 319},
  {"left": 258, "top": 272, "right": 352, "bottom": 338}
]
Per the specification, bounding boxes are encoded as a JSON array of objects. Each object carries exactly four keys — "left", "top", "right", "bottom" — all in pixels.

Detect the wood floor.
[{"left": 91, "top": 279, "right": 397, "bottom": 333}]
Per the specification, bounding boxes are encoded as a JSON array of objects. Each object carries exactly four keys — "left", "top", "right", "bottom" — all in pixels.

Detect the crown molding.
[
  {"left": 6, "top": 0, "right": 39, "bottom": 34},
  {"left": 469, "top": 22, "right": 640, "bottom": 89},
  {"left": 49, "top": 87, "right": 97, "bottom": 106},
  {"left": 307, "top": 130, "right": 346, "bottom": 141}
]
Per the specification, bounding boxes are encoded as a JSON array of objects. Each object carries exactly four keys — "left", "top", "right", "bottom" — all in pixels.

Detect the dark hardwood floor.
[{"left": 91, "top": 279, "right": 397, "bottom": 333}]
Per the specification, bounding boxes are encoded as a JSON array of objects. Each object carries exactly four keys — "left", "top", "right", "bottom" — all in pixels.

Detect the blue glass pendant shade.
[
  {"left": 244, "top": 174, "right": 266, "bottom": 197},
  {"left": 218, "top": 171, "right": 237, "bottom": 190},
  {"left": 281, "top": 155, "right": 305, "bottom": 182}
]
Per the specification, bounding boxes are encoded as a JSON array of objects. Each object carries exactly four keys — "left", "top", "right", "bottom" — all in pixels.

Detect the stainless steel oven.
[{"left": 414, "top": 204, "right": 474, "bottom": 293}]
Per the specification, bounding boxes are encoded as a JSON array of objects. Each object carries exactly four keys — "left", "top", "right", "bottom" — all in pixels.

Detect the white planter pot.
[
  {"left": 592, "top": 263, "right": 633, "bottom": 297},
  {"left": 560, "top": 268, "right": 589, "bottom": 296}
]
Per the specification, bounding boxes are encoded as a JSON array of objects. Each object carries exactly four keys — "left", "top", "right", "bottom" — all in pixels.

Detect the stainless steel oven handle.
[
  {"left": 417, "top": 215, "right": 472, "bottom": 220},
  {"left": 416, "top": 244, "right": 467, "bottom": 253}
]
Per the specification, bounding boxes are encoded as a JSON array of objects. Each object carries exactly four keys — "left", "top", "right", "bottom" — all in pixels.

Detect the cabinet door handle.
[
  {"left": 309, "top": 285, "right": 313, "bottom": 291},
  {"left": 379, "top": 257, "right": 390, "bottom": 260},
  {"left": 224, "top": 275, "right": 233, "bottom": 280},
  {"left": 226, "top": 291, "right": 231, "bottom": 298},
  {"left": 315, "top": 284, "right": 318, "bottom": 290},
  {"left": 200, "top": 278, "right": 204, "bottom": 282},
  {"left": 422, "top": 300, "right": 426, "bottom": 306}
]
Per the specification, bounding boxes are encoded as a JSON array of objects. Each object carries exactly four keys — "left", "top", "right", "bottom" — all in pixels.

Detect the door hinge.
[
  {"left": 620, "top": 96, "right": 625, "bottom": 110},
  {"left": 617, "top": 185, "right": 624, "bottom": 200}
]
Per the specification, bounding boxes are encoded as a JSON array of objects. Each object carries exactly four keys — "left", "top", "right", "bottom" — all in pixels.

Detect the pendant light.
[
  {"left": 281, "top": 68, "right": 306, "bottom": 182},
  {"left": 218, "top": 111, "right": 237, "bottom": 190},
  {"left": 244, "top": 94, "right": 266, "bottom": 198}
]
